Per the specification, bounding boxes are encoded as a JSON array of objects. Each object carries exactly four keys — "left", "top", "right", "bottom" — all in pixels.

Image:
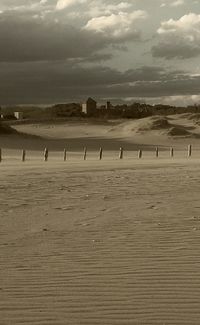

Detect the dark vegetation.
[
  {"left": 1, "top": 102, "right": 200, "bottom": 122},
  {"left": 0, "top": 123, "right": 17, "bottom": 134}
]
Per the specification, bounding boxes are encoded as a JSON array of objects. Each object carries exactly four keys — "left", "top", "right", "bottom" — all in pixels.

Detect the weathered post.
[
  {"left": 170, "top": 147, "right": 174, "bottom": 158},
  {"left": 44, "top": 148, "right": 48, "bottom": 162},
  {"left": 119, "top": 147, "right": 123, "bottom": 159},
  {"left": 138, "top": 149, "right": 142, "bottom": 159},
  {"left": 83, "top": 147, "right": 87, "bottom": 160},
  {"left": 188, "top": 144, "right": 192, "bottom": 157},
  {"left": 99, "top": 147, "right": 103, "bottom": 160},
  {"left": 64, "top": 149, "right": 67, "bottom": 161},
  {"left": 155, "top": 147, "right": 159, "bottom": 158},
  {"left": 22, "top": 149, "right": 26, "bottom": 162},
  {"left": 0, "top": 148, "right": 2, "bottom": 163}
]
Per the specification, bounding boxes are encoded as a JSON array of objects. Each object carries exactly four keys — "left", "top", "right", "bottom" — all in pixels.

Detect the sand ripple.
[{"left": 1, "top": 162, "right": 200, "bottom": 324}]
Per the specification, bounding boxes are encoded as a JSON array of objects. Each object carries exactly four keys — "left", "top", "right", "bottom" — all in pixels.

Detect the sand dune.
[
  {"left": 109, "top": 116, "right": 170, "bottom": 133},
  {"left": 108, "top": 115, "right": 198, "bottom": 138},
  {"left": 167, "top": 126, "right": 191, "bottom": 137},
  {"left": 1, "top": 114, "right": 200, "bottom": 154}
]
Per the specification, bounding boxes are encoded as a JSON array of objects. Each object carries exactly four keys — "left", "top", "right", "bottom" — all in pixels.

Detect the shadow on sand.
[{"left": 0, "top": 134, "right": 167, "bottom": 151}]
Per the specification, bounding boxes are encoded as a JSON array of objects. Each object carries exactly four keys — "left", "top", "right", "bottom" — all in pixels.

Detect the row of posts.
[{"left": 0, "top": 145, "right": 193, "bottom": 162}]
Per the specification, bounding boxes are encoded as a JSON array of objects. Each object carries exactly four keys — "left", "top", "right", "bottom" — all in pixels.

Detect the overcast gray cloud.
[
  {"left": 0, "top": 8, "right": 146, "bottom": 62},
  {"left": 0, "top": 14, "right": 107, "bottom": 62},
  {"left": 0, "top": 61, "right": 197, "bottom": 105},
  {"left": 0, "top": 0, "right": 199, "bottom": 105}
]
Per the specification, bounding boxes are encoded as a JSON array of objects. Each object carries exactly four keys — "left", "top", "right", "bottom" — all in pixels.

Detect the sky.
[{"left": 0, "top": 0, "right": 200, "bottom": 106}]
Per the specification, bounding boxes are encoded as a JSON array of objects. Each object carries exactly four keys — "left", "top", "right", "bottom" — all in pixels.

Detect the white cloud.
[
  {"left": 160, "top": 0, "right": 184, "bottom": 8},
  {"left": 56, "top": 0, "right": 135, "bottom": 20},
  {"left": 84, "top": 10, "right": 147, "bottom": 39},
  {"left": 158, "top": 13, "right": 200, "bottom": 34},
  {"left": 153, "top": 13, "right": 200, "bottom": 59},
  {"left": 56, "top": 0, "right": 86, "bottom": 10},
  {"left": 82, "top": 2, "right": 135, "bottom": 21},
  {"left": 170, "top": 0, "right": 184, "bottom": 7}
]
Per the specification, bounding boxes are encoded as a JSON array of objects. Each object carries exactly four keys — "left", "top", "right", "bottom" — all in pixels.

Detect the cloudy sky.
[{"left": 0, "top": 0, "right": 200, "bottom": 106}]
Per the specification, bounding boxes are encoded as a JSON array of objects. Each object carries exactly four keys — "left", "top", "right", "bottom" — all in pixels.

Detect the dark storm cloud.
[
  {"left": 152, "top": 40, "right": 200, "bottom": 60},
  {"left": 0, "top": 0, "right": 199, "bottom": 105},
  {"left": 0, "top": 62, "right": 185, "bottom": 88},
  {"left": 0, "top": 61, "right": 196, "bottom": 104},
  {"left": 0, "top": 12, "right": 143, "bottom": 63},
  {"left": 103, "top": 76, "right": 200, "bottom": 98},
  {"left": 0, "top": 14, "right": 109, "bottom": 62}
]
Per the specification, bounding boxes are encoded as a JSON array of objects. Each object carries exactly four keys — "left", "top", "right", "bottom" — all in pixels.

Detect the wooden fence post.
[
  {"left": 22, "top": 149, "right": 26, "bottom": 162},
  {"left": 119, "top": 147, "right": 123, "bottom": 159},
  {"left": 170, "top": 147, "right": 174, "bottom": 158},
  {"left": 99, "top": 147, "right": 103, "bottom": 160},
  {"left": 188, "top": 144, "right": 192, "bottom": 157},
  {"left": 44, "top": 148, "right": 48, "bottom": 162},
  {"left": 64, "top": 149, "right": 67, "bottom": 161},
  {"left": 156, "top": 147, "right": 159, "bottom": 158},
  {"left": 83, "top": 147, "right": 87, "bottom": 160},
  {"left": 138, "top": 149, "right": 142, "bottom": 159}
]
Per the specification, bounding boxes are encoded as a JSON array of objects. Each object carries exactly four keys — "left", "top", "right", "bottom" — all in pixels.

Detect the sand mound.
[
  {"left": 176, "top": 113, "right": 193, "bottom": 119},
  {"left": 108, "top": 116, "right": 196, "bottom": 139},
  {"left": 187, "top": 113, "right": 200, "bottom": 121},
  {"left": 167, "top": 126, "right": 191, "bottom": 137},
  {"left": 108, "top": 116, "right": 170, "bottom": 135},
  {"left": 136, "top": 116, "right": 170, "bottom": 132},
  {"left": 186, "top": 114, "right": 200, "bottom": 127}
]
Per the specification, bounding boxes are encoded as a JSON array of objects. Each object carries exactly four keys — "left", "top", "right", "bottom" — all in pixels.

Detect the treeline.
[
  {"left": 52, "top": 102, "right": 200, "bottom": 119},
  {"left": 1, "top": 102, "right": 200, "bottom": 120}
]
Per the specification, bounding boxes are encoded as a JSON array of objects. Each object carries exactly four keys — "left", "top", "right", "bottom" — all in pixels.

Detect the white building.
[{"left": 14, "top": 112, "right": 24, "bottom": 120}]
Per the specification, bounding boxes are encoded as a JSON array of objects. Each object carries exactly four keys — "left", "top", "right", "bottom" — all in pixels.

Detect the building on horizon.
[
  {"left": 82, "top": 97, "right": 97, "bottom": 116},
  {"left": 14, "top": 112, "right": 24, "bottom": 120},
  {"left": 106, "top": 101, "right": 112, "bottom": 109}
]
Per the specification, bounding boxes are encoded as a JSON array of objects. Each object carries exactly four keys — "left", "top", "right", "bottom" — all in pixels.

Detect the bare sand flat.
[
  {"left": 1, "top": 116, "right": 200, "bottom": 324},
  {"left": 1, "top": 157, "right": 200, "bottom": 324}
]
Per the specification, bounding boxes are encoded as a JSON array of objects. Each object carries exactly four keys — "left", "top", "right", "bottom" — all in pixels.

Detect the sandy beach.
[
  {"left": 2, "top": 0, "right": 200, "bottom": 322},
  {"left": 1, "top": 115, "right": 200, "bottom": 324}
]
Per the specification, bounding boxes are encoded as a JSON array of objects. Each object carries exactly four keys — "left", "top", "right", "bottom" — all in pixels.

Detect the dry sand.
[
  {"left": 3, "top": 113, "right": 200, "bottom": 152},
  {"left": 1, "top": 115, "right": 200, "bottom": 324}
]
